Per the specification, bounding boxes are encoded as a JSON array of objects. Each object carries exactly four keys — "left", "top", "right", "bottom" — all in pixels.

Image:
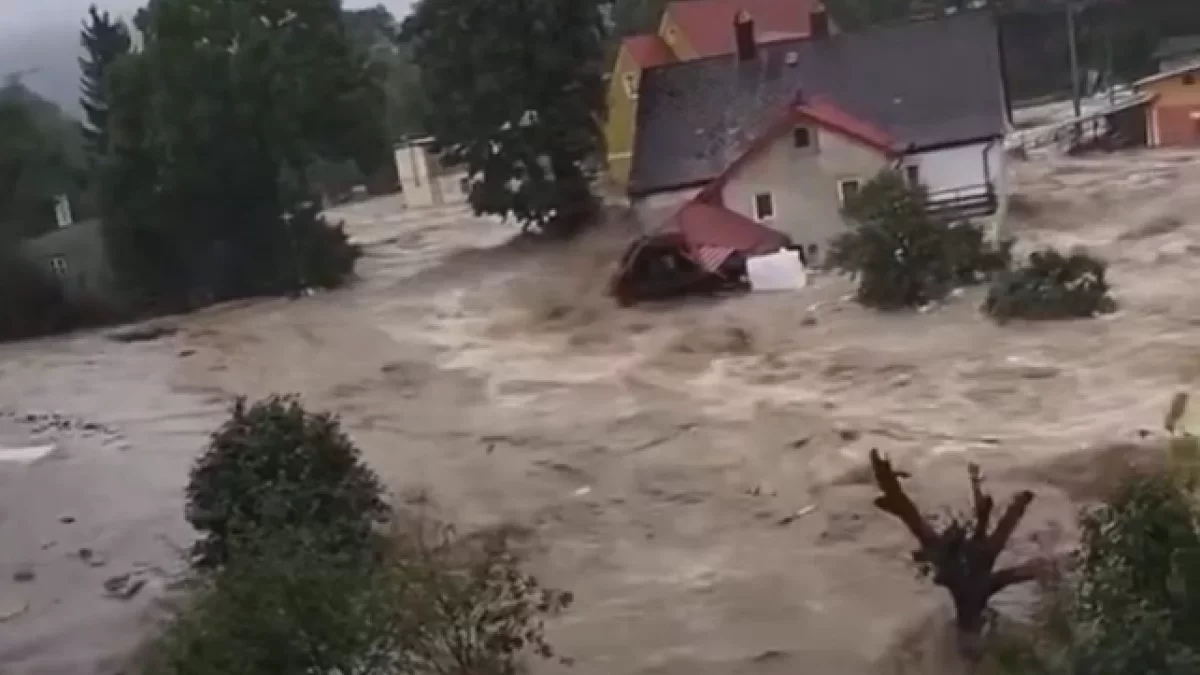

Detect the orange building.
[{"left": 1135, "top": 62, "right": 1200, "bottom": 147}]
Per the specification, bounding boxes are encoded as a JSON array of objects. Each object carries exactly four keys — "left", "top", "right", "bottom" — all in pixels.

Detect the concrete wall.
[
  {"left": 720, "top": 125, "right": 889, "bottom": 256},
  {"left": 393, "top": 142, "right": 469, "bottom": 209},
  {"left": 19, "top": 219, "right": 122, "bottom": 305}
]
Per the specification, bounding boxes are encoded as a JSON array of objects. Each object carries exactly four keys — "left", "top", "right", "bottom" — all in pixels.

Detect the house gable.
[
  {"left": 692, "top": 100, "right": 894, "bottom": 250},
  {"left": 629, "top": 10, "right": 1008, "bottom": 198}
]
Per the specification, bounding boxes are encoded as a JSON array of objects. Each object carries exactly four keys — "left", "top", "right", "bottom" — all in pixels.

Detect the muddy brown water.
[{"left": 3, "top": 150, "right": 1200, "bottom": 674}]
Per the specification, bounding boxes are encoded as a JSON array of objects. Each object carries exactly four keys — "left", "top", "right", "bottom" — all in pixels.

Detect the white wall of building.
[
  {"left": 720, "top": 126, "right": 890, "bottom": 253},
  {"left": 903, "top": 140, "right": 1004, "bottom": 198},
  {"left": 394, "top": 141, "right": 469, "bottom": 209}
]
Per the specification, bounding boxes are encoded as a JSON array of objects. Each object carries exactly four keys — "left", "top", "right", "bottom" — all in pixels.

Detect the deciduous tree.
[{"left": 402, "top": 0, "right": 610, "bottom": 236}]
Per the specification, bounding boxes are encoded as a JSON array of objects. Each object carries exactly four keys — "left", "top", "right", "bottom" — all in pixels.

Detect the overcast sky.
[{"left": 0, "top": 0, "right": 416, "bottom": 31}]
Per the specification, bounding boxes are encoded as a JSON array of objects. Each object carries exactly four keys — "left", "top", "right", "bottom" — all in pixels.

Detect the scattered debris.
[
  {"left": 107, "top": 322, "right": 178, "bottom": 343},
  {"left": 78, "top": 548, "right": 108, "bottom": 568},
  {"left": 0, "top": 444, "right": 56, "bottom": 464},
  {"left": 777, "top": 504, "right": 817, "bottom": 526},
  {"left": 59, "top": 514, "right": 75, "bottom": 524},
  {"left": 0, "top": 596, "right": 29, "bottom": 622},
  {"left": 103, "top": 573, "right": 147, "bottom": 600},
  {"left": 12, "top": 566, "right": 36, "bottom": 583},
  {"left": 178, "top": 349, "right": 197, "bottom": 357}
]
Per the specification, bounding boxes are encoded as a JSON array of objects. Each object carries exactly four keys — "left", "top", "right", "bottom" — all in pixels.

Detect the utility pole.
[{"left": 1066, "top": 1, "right": 1082, "bottom": 118}]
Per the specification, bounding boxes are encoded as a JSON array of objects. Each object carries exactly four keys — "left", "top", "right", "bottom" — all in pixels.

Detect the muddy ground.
[{"left": 2, "top": 149, "right": 1198, "bottom": 675}]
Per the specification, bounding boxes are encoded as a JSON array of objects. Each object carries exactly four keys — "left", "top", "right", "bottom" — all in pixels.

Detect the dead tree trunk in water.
[{"left": 868, "top": 449, "right": 1042, "bottom": 654}]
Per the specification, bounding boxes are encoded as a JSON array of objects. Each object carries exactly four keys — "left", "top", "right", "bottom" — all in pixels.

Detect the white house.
[
  {"left": 626, "top": 9, "right": 1011, "bottom": 255},
  {"left": 393, "top": 137, "right": 470, "bottom": 209}
]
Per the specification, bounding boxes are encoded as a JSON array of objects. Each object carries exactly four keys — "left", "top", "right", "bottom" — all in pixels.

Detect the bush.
[
  {"left": 288, "top": 203, "right": 362, "bottom": 290},
  {"left": 983, "top": 248, "right": 1115, "bottom": 322},
  {"left": 1066, "top": 473, "right": 1200, "bottom": 675},
  {"left": 142, "top": 518, "right": 571, "bottom": 675},
  {"left": 828, "top": 170, "right": 1012, "bottom": 310},
  {"left": 185, "top": 395, "right": 388, "bottom": 569}
]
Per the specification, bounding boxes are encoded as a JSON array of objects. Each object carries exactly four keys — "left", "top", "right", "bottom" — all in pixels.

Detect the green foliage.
[
  {"left": 828, "top": 170, "right": 1012, "bottom": 310},
  {"left": 402, "top": 0, "right": 609, "bottom": 236},
  {"left": 983, "top": 248, "right": 1116, "bottom": 323},
  {"left": 343, "top": 5, "right": 428, "bottom": 141},
  {"left": 1066, "top": 473, "right": 1200, "bottom": 675},
  {"left": 143, "top": 519, "right": 571, "bottom": 675},
  {"left": 0, "top": 80, "right": 88, "bottom": 238},
  {"left": 185, "top": 395, "right": 388, "bottom": 569},
  {"left": 100, "top": 0, "right": 378, "bottom": 309},
  {"left": 78, "top": 5, "right": 132, "bottom": 161},
  {"left": 142, "top": 526, "right": 403, "bottom": 675}
]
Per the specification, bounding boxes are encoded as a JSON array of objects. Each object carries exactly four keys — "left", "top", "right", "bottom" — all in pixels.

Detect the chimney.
[
  {"left": 734, "top": 9, "right": 756, "bottom": 61},
  {"left": 810, "top": 3, "right": 830, "bottom": 39}
]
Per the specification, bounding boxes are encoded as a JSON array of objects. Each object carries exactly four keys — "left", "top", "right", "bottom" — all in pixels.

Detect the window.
[
  {"left": 838, "top": 179, "right": 862, "bottom": 204},
  {"left": 753, "top": 192, "right": 775, "bottom": 221},
  {"left": 1185, "top": 72, "right": 1197, "bottom": 86},
  {"left": 664, "top": 27, "right": 678, "bottom": 45},
  {"left": 49, "top": 256, "right": 69, "bottom": 278},
  {"left": 793, "top": 126, "right": 812, "bottom": 149},
  {"left": 904, "top": 165, "right": 920, "bottom": 186},
  {"left": 459, "top": 177, "right": 470, "bottom": 195},
  {"left": 622, "top": 72, "right": 638, "bottom": 99}
]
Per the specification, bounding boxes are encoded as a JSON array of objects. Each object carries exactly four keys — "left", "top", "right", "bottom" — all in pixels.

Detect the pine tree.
[{"left": 78, "top": 5, "right": 132, "bottom": 159}]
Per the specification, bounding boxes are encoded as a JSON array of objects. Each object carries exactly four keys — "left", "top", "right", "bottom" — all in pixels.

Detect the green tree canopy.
[
  {"left": 100, "top": 0, "right": 381, "bottom": 308},
  {"left": 402, "top": 0, "right": 610, "bottom": 236}
]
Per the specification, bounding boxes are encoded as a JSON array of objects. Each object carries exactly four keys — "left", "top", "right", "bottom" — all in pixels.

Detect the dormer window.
[
  {"left": 623, "top": 72, "right": 638, "bottom": 99},
  {"left": 793, "top": 126, "right": 812, "bottom": 148}
]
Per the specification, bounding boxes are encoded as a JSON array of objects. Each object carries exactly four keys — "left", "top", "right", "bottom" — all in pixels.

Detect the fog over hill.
[{"left": 0, "top": 0, "right": 413, "bottom": 116}]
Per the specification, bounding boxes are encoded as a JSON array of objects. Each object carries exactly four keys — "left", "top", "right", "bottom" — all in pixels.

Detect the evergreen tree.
[
  {"left": 402, "top": 0, "right": 610, "bottom": 237},
  {"left": 100, "top": 0, "right": 383, "bottom": 309},
  {"left": 78, "top": 5, "right": 131, "bottom": 159}
]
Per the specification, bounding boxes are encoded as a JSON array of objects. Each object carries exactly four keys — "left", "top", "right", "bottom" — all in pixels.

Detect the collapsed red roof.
[{"left": 664, "top": 201, "right": 789, "bottom": 256}]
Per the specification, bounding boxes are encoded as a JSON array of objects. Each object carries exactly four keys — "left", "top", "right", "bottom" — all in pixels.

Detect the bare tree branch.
[{"left": 868, "top": 449, "right": 1044, "bottom": 650}]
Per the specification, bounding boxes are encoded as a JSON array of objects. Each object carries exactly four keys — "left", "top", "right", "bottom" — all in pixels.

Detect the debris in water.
[{"left": 777, "top": 504, "right": 817, "bottom": 526}]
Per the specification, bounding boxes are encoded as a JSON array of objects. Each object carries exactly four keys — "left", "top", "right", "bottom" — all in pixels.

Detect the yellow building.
[{"left": 604, "top": 0, "right": 828, "bottom": 188}]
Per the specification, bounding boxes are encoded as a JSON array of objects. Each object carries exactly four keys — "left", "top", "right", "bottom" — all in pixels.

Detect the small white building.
[{"left": 393, "top": 137, "right": 470, "bottom": 209}]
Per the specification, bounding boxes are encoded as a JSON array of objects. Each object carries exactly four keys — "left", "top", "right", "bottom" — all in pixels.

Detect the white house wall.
[
  {"left": 720, "top": 126, "right": 889, "bottom": 255},
  {"left": 904, "top": 141, "right": 1003, "bottom": 198}
]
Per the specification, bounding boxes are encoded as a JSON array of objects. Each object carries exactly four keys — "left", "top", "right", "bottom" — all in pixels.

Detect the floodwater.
[{"left": 3, "top": 149, "right": 1200, "bottom": 674}]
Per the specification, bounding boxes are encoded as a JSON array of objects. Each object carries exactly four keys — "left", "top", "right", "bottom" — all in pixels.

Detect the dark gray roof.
[
  {"left": 1154, "top": 35, "right": 1200, "bottom": 60},
  {"left": 629, "top": 11, "right": 1008, "bottom": 196}
]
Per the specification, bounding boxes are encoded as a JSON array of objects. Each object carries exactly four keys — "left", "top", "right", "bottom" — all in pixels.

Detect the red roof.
[
  {"left": 666, "top": 201, "right": 789, "bottom": 255},
  {"left": 622, "top": 34, "right": 676, "bottom": 68},
  {"left": 798, "top": 99, "right": 895, "bottom": 152},
  {"left": 667, "top": 0, "right": 818, "bottom": 58}
]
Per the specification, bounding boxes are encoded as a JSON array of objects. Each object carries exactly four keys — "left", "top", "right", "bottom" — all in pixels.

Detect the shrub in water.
[
  {"left": 829, "top": 170, "right": 1011, "bottom": 310},
  {"left": 185, "top": 394, "right": 387, "bottom": 569},
  {"left": 983, "top": 248, "right": 1115, "bottom": 322}
]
